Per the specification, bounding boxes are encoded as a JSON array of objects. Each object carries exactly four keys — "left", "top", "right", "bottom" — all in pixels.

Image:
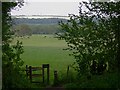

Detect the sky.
[{"left": 11, "top": 0, "right": 89, "bottom": 17}]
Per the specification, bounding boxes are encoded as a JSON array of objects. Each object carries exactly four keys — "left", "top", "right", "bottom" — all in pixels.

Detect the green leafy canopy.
[
  {"left": 57, "top": 1, "right": 120, "bottom": 76},
  {"left": 2, "top": 2, "right": 31, "bottom": 88}
]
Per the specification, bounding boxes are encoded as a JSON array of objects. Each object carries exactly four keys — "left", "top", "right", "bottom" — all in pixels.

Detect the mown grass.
[
  {"left": 12, "top": 34, "right": 74, "bottom": 84},
  {"left": 22, "top": 46, "right": 73, "bottom": 71},
  {"left": 12, "top": 35, "right": 67, "bottom": 47}
]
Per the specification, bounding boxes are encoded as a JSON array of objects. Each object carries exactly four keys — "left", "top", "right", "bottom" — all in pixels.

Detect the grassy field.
[{"left": 12, "top": 34, "right": 74, "bottom": 84}]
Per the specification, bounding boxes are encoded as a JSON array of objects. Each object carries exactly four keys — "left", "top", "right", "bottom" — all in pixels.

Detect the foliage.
[
  {"left": 12, "top": 18, "right": 67, "bottom": 25},
  {"left": 13, "top": 24, "right": 61, "bottom": 35},
  {"left": 58, "top": 67, "right": 77, "bottom": 85},
  {"left": 29, "top": 24, "right": 61, "bottom": 34},
  {"left": 64, "top": 72, "right": 120, "bottom": 88},
  {"left": 88, "top": 1, "right": 120, "bottom": 72},
  {"left": 12, "top": 17, "right": 67, "bottom": 36},
  {"left": 57, "top": 1, "right": 120, "bottom": 76},
  {"left": 2, "top": 2, "right": 31, "bottom": 89},
  {"left": 13, "top": 24, "right": 32, "bottom": 36},
  {"left": 12, "top": 18, "right": 67, "bottom": 36}
]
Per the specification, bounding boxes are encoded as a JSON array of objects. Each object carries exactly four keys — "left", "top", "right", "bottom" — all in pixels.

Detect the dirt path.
[
  {"left": 44, "top": 87, "right": 65, "bottom": 90},
  {"left": 44, "top": 85, "right": 66, "bottom": 90}
]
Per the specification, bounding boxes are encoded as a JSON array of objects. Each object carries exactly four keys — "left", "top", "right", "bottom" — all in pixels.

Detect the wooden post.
[
  {"left": 67, "top": 65, "right": 69, "bottom": 77},
  {"left": 42, "top": 64, "right": 49, "bottom": 84},
  {"left": 42, "top": 65, "right": 44, "bottom": 83},
  {"left": 26, "top": 65, "right": 29, "bottom": 76},
  {"left": 67, "top": 65, "right": 70, "bottom": 82},
  {"left": 54, "top": 70, "right": 58, "bottom": 85},
  {"left": 29, "top": 66, "right": 32, "bottom": 83},
  {"left": 47, "top": 64, "right": 49, "bottom": 84}
]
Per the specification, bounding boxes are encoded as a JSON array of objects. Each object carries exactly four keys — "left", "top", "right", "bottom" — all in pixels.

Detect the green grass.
[
  {"left": 13, "top": 35, "right": 67, "bottom": 47},
  {"left": 22, "top": 46, "right": 73, "bottom": 71},
  {"left": 12, "top": 34, "right": 74, "bottom": 84},
  {"left": 11, "top": 34, "right": 120, "bottom": 88}
]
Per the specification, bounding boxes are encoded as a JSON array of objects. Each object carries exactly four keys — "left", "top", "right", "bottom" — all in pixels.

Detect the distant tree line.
[
  {"left": 12, "top": 24, "right": 62, "bottom": 36},
  {"left": 29, "top": 24, "right": 61, "bottom": 34},
  {"left": 12, "top": 18, "right": 67, "bottom": 25},
  {"left": 12, "top": 18, "right": 66, "bottom": 36}
]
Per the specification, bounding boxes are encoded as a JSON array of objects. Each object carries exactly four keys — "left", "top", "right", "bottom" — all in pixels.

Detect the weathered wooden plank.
[
  {"left": 32, "top": 74, "right": 43, "bottom": 77},
  {"left": 43, "top": 64, "right": 49, "bottom": 68},
  {"left": 31, "top": 81, "right": 41, "bottom": 83},
  {"left": 31, "top": 67, "right": 42, "bottom": 71}
]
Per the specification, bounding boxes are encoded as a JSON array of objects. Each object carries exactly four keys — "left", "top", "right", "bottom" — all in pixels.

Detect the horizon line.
[{"left": 11, "top": 14, "right": 72, "bottom": 19}]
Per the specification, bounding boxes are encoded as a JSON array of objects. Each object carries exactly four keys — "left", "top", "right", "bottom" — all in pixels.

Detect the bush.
[{"left": 64, "top": 72, "right": 120, "bottom": 89}]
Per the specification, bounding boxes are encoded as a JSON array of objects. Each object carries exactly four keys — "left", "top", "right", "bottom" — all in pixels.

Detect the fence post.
[
  {"left": 47, "top": 64, "right": 49, "bottom": 84},
  {"left": 67, "top": 65, "right": 69, "bottom": 77},
  {"left": 26, "top": 65, "right": 29, "bottom": 76},
  {"left": 54, "top": 70, "right": 58, "bottom": 86},
  {"left": 42, "top": 65, "right": 44, "bottom": 83},
  {"left": 29, "top": 66, "right": 32, "bottom": 83},
  {"left": 42, "top": 64, "right": 49, "bottom": 84}
]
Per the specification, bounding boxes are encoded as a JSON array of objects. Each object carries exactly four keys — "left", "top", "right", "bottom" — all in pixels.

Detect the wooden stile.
[{"left": 26, "top": 64, "right": 49, "bottom": 84}]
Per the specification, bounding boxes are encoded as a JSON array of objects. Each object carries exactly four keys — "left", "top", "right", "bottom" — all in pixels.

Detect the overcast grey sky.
[{"left": 11, "top": 0, "right": 89, "bottom": 16}]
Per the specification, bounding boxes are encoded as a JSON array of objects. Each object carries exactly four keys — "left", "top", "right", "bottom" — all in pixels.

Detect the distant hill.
[
  {"left": 12, "top": 18, "right": 68, "bottom": 25},
  {"left": 12, "top": 18, "right": 68, "bottom": 36}
]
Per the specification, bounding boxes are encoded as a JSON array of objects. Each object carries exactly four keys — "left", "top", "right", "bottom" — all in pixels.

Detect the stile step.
[{"left": 32, "top": 74, "right": 43, "bottom": 77}]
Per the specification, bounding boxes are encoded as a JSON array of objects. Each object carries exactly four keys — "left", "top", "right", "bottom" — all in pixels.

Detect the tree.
[
  {"left": 85, "top": 1, "right": 120, "bottom": 72},
  {"left": 57, "top": 1, "right": 120, "bottom": 76},
  {"left": 2, "top": 2, "right": 31, "bottom": 89},
  {"left": 14, "top": 24, "right": 32, "bottom": 37}
]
